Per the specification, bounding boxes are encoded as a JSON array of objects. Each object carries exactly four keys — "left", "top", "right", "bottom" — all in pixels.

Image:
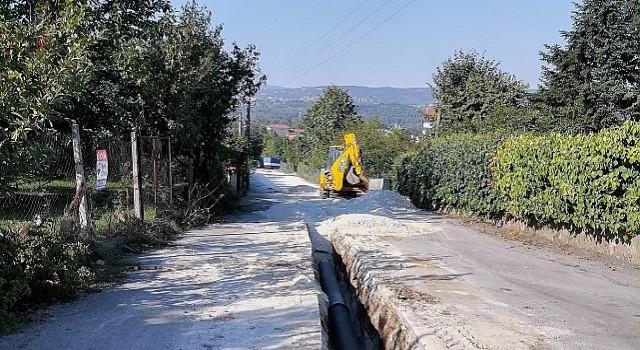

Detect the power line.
[
  {"left": 280, "top": 0, "right": 396, "bottom": 81},
  {"left": 287, "top": 0, "right": 418, "bottom": 85},
  {"left": 269, "top": 0, "right": 370, "bottom": 75}
]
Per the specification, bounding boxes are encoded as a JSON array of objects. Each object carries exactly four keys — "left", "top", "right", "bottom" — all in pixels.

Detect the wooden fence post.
[
  {"left": 188, "top": 157, "right": 194, "bottom": 206},
  {"left": 167, "top": 137, "right": 173, "bottom": 211},
  {"left": 71, "top": 123, "right": 90, "bottom": 233},
  {"left": 131, "top": 131, "right": 143, "bottom": 220}
]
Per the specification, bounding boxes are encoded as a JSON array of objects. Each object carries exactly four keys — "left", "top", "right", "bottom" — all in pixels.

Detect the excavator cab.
[{"left": 326, "top": 147, "right": 342, "bottom": 169}]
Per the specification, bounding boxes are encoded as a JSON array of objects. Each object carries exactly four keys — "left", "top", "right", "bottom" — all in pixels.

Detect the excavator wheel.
[{"left": 319, "top": 189, "right": 330, "bottom": 199}]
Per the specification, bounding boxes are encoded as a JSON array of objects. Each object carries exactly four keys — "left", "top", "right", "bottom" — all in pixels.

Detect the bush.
[
  {"left": 395, "top": 133, "right": 503, "bottom": 217},
  {"left": 0, "top": 226, "right": 93, "bottom": 331},
  {"left": 296, "top": 162, "right": 319, "bottom": 184},
  {"left": 493, "top": 122, "right": 640, "bottom": 242}
]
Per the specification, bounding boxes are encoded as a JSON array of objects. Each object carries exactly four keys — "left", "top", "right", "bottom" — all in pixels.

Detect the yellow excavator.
[{"left": 319, "top": 133, "right": 368, "bottom": 198}]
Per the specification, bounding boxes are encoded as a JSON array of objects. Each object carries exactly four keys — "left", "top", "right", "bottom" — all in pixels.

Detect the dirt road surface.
[
  {"left": 1, "top": 170, "right": 323, "bottom": 350},
  {"left": 2, "top": 169, "right": 639, "bottom": 349}
]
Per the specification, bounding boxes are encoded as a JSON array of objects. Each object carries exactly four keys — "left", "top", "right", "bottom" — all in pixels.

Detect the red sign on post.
[{"left": 96, "top": 149, "right": 108, "bottom": 190}]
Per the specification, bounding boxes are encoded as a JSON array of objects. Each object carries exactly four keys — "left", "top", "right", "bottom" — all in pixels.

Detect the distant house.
[
  {"left": 266, "top": 124, "right": 304, "bottom": 140},
  {"left": 422, "top": 105, "right": 437, "bottom": 131},
  {"left": 425, "top": 105, "right": 437, "bottom": 119}
]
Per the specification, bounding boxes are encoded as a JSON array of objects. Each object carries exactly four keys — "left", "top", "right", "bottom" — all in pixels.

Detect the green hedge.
[
  {"left": 396, "top": 122, "right": 640, "bottom": 243},
  {"left": 494, "top": 122, "right": 640, "bottom": 242},
  {"left": 395, "top": 133, "right": 503, "bottom": 217}
]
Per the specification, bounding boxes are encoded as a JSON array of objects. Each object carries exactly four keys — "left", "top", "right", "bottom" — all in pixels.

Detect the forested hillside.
[{"left": 253, "top": 85, "right": 434, "bottom": 130}]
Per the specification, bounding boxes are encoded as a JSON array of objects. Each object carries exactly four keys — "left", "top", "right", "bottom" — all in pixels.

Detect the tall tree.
[
  {"left": 68, "top": 0, "right": 265, "bottom": 181},
  {"left": 299, "top": 86, "right": 360, "bottom": 168},
  {"left": 0, "top": 1, "right": 94, "bottom": 194},
  {"left": 431, "top": 50, "right": 529, "bottom": 133},
  {"left": 538, "top": 0, "right": 640, "bottom": 132},
  {"left": 65, "top": 0, "right": 171, "bottom": 135},
  {"left": 0, "top": 0, "right": 93, "bottom": 141}
]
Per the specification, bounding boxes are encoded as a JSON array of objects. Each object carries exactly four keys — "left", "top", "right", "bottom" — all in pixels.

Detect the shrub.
[
  {"left": 295, "top": 162, "right": 319, "bottom": 184},
  {"left": 0, "top": 226, "right": 93, "bottom": 331},
  {"left": 493, "top": 122, "right": 640, "bottom": 242},
  {"left": 396, "top": 133, "right": 503, "bottom": 217}
]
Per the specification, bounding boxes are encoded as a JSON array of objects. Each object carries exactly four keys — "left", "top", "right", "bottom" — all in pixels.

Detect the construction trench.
[
  {"left": 313, "top": 246, "right": 383, "bottom": 350},
  {"left": 311, "top": 223, "right": 423, "bottom": 350}
]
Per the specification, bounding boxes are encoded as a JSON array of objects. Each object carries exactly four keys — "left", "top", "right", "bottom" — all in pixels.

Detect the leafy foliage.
[
  {"left": 68, "top": 0, "right": 265, "bottom": 183},
  {"left": 538, "top": 0, "right": 640, "bottom": 132},
  {"left": 395, "top": 133, "right": 503, "bottom": 217},
  {"left": 431, "top": 50, "right": 530, "bottom": 133},
  {"left": 0, "top": 1, "right": 93, "bottom": 140},
  {"left": 493, "top": 122, "right": 640, "bottom": 242},
  {"left": 0, "top": 1, "right": 93, "bottom": 194},
  {"left": 299, "top": 86, "right": 361, "bottom": 168},
  {"left": 347, "top": 116, "right": 418, "bottom": 178},
  {"left": 0, "top": 227, "right": 92, "bottom": 331}
]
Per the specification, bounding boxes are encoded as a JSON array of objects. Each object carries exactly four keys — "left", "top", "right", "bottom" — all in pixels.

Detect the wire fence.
[
  {"left": 83, "top": 137, "right": 135, "bottom": 232},
  {"left": 0, "top": 125, "right": 248, "bottom": 234},
  {"left": 0, "top": 131, "right": 77, "bottom": 231}
]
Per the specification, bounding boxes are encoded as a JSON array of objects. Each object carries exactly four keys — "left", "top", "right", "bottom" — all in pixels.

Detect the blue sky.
[{"left": 170, "top": 0, "right": 575, "bottom": 88}]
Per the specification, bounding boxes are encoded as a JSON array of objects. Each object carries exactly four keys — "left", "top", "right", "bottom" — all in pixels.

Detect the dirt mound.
[{"left": 350, "top": 190, "right": 416, "bottom": 212}]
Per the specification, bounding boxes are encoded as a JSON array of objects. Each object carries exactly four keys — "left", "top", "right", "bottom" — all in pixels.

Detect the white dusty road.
[
  {"left": 1, "top": 170, "right": 324, "bottom": 350},
  {"left": 2, "top": 169, "right": 639, "bottom": 350}
]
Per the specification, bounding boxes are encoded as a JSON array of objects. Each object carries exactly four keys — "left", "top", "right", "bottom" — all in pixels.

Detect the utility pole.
[
  {"left": 245, "top": 101, "right": 251, "bottom": 139},
  {"left": 244, "top": 101, "right": 251, "bottom": 193}
]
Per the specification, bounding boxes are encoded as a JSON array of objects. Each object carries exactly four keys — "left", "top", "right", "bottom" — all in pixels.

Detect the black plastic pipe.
[
  {"left": 318, "top": 260, "right": 363, "bottom": 350},
  {"left": 319, "top": 260, "right": 345, "bottom": 306}
]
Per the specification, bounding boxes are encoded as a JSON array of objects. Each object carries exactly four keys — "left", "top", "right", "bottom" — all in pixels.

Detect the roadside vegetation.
[
  {"left": 395, "top": 0, "right": 640, "bottom": 246},
  {"left": 1, "top": 0, "right": 263, "bottom": 333},
  {"left": 3, "top": 0, "right": 638, "bottom": 337}
]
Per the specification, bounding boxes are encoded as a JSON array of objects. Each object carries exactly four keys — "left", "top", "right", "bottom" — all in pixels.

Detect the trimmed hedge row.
[
  {"left": 395, "top": 133, "right": 503, "bottom": 217},
  {"left": 396, "top": 122, "right": 640, "bottom": 242},
  {"left": 494, "top": 122, "right": 640, "bottom": 242}
]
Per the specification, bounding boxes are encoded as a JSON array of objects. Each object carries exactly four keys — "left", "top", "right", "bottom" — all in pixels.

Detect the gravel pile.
[
  {"left": 348, "top": 190, "right": 416, "bottom": 213},
  {"left": 282, "top": 185, "right": 317, "bottom": 194},
  {"left": 258, "top": 189, "right": 417, "bottom": 231},
  {"left": 317, "top": 191, "right": 417, "bottom": 235},
  {"left": 325, "top": 190, "right": 417, "bottom": 217},
  {"left": 319, "top": 214, "right": 406, "bottom": 232}
]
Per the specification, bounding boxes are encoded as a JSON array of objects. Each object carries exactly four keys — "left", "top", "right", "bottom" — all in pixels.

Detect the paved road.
[{"left": 332, "top": 211, "right": 640, "bottom": 349}]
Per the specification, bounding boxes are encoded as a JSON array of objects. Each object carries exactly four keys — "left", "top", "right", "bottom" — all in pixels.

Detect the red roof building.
[
  {"left": 266, "top": 124, "right": 304, "bottom": 140},
  {"left": 425, "top": 105, "right": 437, "bottom": 118}
]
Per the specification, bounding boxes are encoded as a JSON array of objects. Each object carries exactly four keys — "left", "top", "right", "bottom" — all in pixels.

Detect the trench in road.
[{"left": 250, "top": 170, "right": 384, "bottom": 349}]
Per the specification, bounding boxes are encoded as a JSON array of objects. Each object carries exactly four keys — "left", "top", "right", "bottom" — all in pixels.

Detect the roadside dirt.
[{"left": 450, "top": 215, "right": 640, "bottom": 272}]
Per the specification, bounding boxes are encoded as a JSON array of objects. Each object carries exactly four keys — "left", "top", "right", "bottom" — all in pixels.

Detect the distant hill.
[{"left": 252, "top": 85, "right": 435, "bottom": 131}]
